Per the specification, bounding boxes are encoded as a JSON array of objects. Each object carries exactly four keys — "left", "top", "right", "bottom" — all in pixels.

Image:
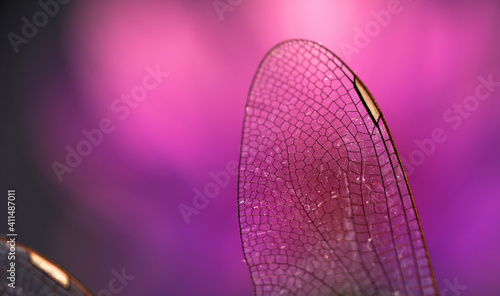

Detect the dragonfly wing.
[
  {"left": 0, "top": 237, "right": 94, "bottom": 296},
  {"left": 238, "top": 39, "right": 438, "bottom": 296}
]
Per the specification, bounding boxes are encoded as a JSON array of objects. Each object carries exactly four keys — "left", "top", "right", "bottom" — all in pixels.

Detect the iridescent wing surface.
[
  {"left": 237, "top": 39, "right": 438, "bottom": 296},
  {"left": 0, "top": 237, "right": 94, "bottom": 296}
]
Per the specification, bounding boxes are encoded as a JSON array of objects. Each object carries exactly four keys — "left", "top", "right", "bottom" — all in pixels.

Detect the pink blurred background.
[{"left": 1, "top": 0, "right": 500, "bottom": 295}]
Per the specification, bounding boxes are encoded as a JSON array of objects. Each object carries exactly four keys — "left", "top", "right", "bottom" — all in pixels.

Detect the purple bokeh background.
[{"left": 1, "top": 0, "right": 499, "bottom": 295}]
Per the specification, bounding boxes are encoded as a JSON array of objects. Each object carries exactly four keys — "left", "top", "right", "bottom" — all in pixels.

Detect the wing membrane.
[
  {"left": 238, "top": 39, "right": 438, "bottom": 296},
  {"left": 0, "top": 237, "right": 94, "bottom": 295}
]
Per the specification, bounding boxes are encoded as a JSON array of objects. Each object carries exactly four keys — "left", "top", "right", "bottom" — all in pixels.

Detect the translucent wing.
[
  {"left": 0, "top": 237, "right": 94, "bottom": 295},
  {"left": 237, "top": 39, "right": 438, "bottom": 296}
]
